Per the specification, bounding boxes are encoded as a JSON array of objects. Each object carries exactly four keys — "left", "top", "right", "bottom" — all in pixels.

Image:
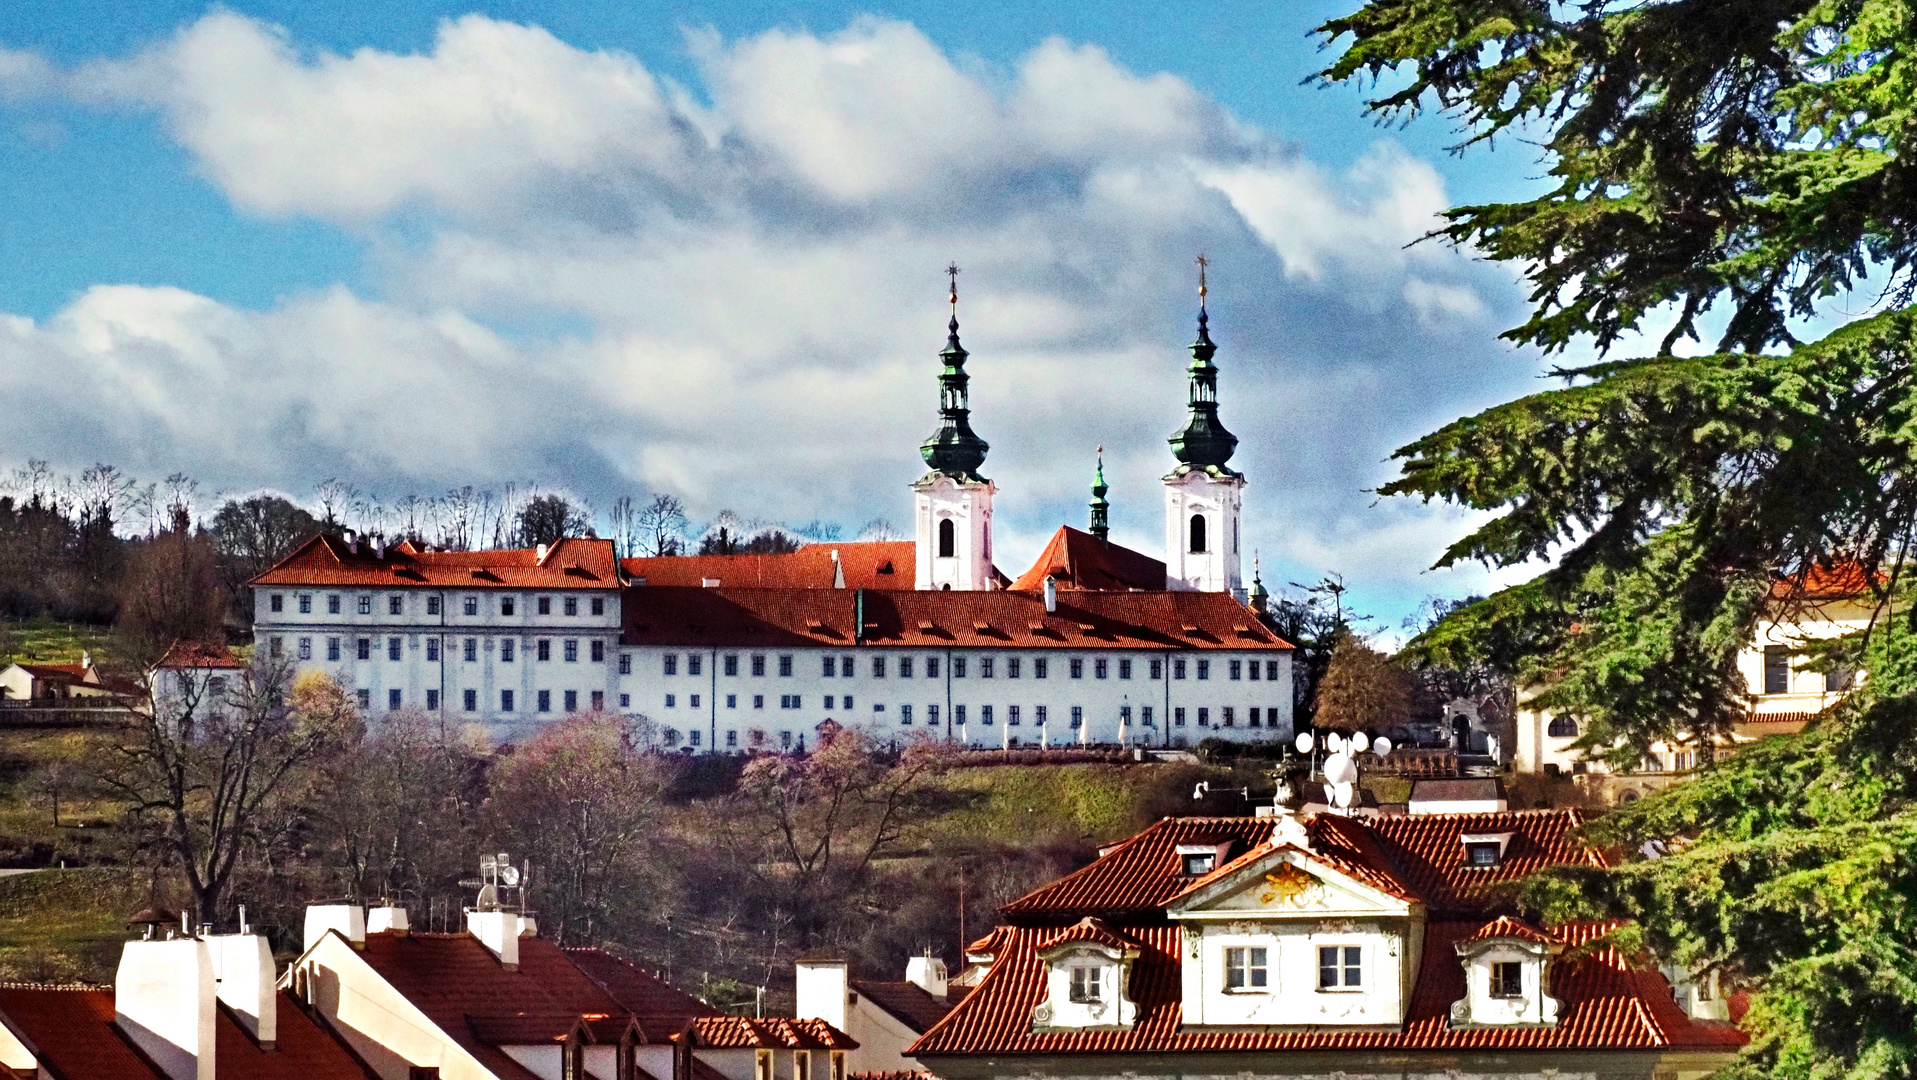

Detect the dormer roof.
[
  {"left": 1034, "top": 918, "right": 1143, "bottom": 957},
  {"left": 1458, "top": 915, "right": 1561, "bottom": 949}
]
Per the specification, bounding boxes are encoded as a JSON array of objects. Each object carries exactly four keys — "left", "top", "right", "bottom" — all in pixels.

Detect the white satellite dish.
[
  {"left": 1294, "top": 732, "right": 1313, "bottom": 754},
  {"left": 500, "top": 864, "right": 521, "bottom": 888},
  {"left": 1373, "top": 736, "right": 1394, "bottom": 758},
  {"left": 1322, "top": 751, "right": 1358, "bottom": 785},
  {"left": 1349, "top": 731, "right": 1371, "bottom": 754},
  {"left": 1331, "top": 782, "right": 1354, "bottom": 808},
  {"left": 1325, "top": 732, "right": 1346, "bottom": 753}
]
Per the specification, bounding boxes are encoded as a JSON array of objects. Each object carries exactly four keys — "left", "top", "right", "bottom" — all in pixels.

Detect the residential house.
[{"left": 794, "top": 956, "right": 969, "bottom": 1077}]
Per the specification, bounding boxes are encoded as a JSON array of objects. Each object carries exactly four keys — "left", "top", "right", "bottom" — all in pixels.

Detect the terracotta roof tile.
[
  {"left": 1364, "top": 810, "right": 1605, "bottom": 916},
  {"left": 622, "top": 589, "right": 1291, "bottom": 652},
  {"left": 679, "top": 1017, "right": 857, "bottom": 1049},
  {"left": 1034, "top": 917, "right": 1143, "bottom": 954},
  {"left": 155, "top": 641, "right": 246, "bottom": 670},
  {"left": 625, "top": 543, "right": 917, "bottom": 590},
  {"left": 1459, "top": 915, "right": 1559, "bottom": 947},
  {"left": 1008, "top": 527, "right": 1166, "bottom": 592},
  {"left": 252, "top": 535, "right": 620, "bottom": 591}
]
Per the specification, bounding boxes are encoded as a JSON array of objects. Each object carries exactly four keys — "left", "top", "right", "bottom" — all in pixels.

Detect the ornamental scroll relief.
[{"left": 1256, "top": 863, "right": 1326, "bottom": 908}]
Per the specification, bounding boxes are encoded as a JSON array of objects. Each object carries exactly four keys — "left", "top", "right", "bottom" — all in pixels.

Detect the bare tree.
[
  {"left": 440, "top": 487, "right": 481, "bottom": 551},
  {"left": 314, "top": 707, "right": 476, "bottom": 904},
  {"left": 317, "top": 479, "right": 357, "bottom": 530},
  {"left": 857, "top": 518, "right": 903, "bottom": 542},
  {"left": 1312, "top": 632, "right": 1412, "bottom": 733},
  {"left": 96, "top": 661, "right": 357, "bottom": 925},
  {"left": 636, "top": 494, "right": 686, "bottom": 556},
  {"left": 161, "top": 473, "right": 199, "bottom": 533}
]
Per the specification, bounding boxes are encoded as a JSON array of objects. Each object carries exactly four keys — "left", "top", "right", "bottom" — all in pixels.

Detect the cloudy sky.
[{"left": 0, "top": 0, "right": 1565, "bottom": 628}]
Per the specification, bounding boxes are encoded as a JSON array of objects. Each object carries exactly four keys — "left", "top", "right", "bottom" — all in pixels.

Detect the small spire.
[
  {"left": 1090, "top": 446, "right": 1110, "bottom": 542},
  {"left": 1168, "top": 256, "right": 1237, "bottom": 475},
  {"left": 921, "top": 263, "right": 989, "bottom": 481},
  {"left": 1249, "top": 551, "right": 1269, "bottom": 613}
]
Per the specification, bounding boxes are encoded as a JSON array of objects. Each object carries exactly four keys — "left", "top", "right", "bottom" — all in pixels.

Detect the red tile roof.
[
  {"left": 624, "top": 543, "right": 917, "bottom": 590},
  {"left": 1364, "top": 810, "right": 1604, "bottom": 916},
  {"left": 678, "top": 1017, "right": 858, "bottom": 1049},
  {"left": 0, "top": 986, "right": 376, "bottom": 1080},
  {"left": 622, "top": 588, "right": 1291, "bottom": 652},
  {"left": 155, "top": 641, "right": 246, "bottom": 670},
  {"left": 1460, "top": 915, "right": 1560, "bottom": 947},
  {"left": 11, "top": 663, "right": 90, "bottom": 683},
  {"left": 1769, "top": 561, "right": 1878, "bottom": 600},
  {"left": 562, "top": 947, "right": 720, "bottom": 1036},
  {"left": 251, "top": 535, "right": 621, "bottom": 591},
  {"left": 1035, "top": 918, "right": 1143, "bottom": 954},
  {"left": 1008, "top": 528, "right": 1166, "bottom": 593}
]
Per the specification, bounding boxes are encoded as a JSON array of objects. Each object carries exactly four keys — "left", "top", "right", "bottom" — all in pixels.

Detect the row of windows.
[
  {"left": 268, "top": 636, "right": 608, "bottom": 663},
  {"left": 1761, "top": 645, "right": 1855, "bottom": 695},
  {"left": 1214, "top": 945, "right": 1367, "bottom": 994},
  {"left": 656, "top": 653, "right": 1283, "bottom": 681},
  {"left": 352, "top": 687, "right": 615, "bottom": 714},
  {"left": 652, "top": 698, "right": 1280, "bottom": 730},
  {"left": 268, "top": 592, "right": 608, "bottom": 618}
]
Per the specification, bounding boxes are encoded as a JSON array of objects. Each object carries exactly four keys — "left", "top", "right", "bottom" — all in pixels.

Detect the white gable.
[{"left": 1168, "top": 847, "right": 1414, "bottom": 922}]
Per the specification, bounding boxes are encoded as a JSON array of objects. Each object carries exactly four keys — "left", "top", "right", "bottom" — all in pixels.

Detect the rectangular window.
[
  {"left": 1119, "top": 658, "right": 1132, "bottom": 679},
  {"left": 464, "top": 638, "right": 478, "bottom": 662},
  {"left": 564, "top": 597, "right": 578, "bottom": 616},
  {"left": 620, "top": 653, "right": 632, "bottom": 675},
  {"left": 463, "top": 689, "right": 477, "bottom": 711},
  {"left": 1466, "top": 842, "right": 1501, "bottom": 867},
  {"left": 1197, "top": 659, "right": 1211, "bottom": 680},
  {"left": 926, "top": 657, "right": 939, "bottom": 678},
  {"left": 752, "top": 654, "right": 766, "bottom": 676},
  {"left": 536, "top": 639, "right": 551, "bottom": 662},
  {"left": 620, "top": 693, "right": 631, "bottom": 708},
  {"left": 727, "top": 730, "right": 739, "bottom": 747},
  {"left": 564, "top": 639, "right": 578, "bottom": 662},
  {"left": 565, "top": 689, "right": 578, "bottom": 712},
  {"left": 928, "top": 704, "right": 940, "bottom": 725},
  {"left": 460, "top": 595, "right": 477, "bottom": 616},
  {"left": 1248, "top": 707, "right": 1261, "bottom": 728},
  {"left": 1035, "top": 705, "right": 1047, "bottom": 725},
  {"left": 1035, "top": 658, "right": 1048, "bottom": 679},
  {"left": 981, "top": 705, "right": 993, "bottom": 725},
  {"left": 781, "top": 731, "right": 793, "bottom": 749},
  {"left": 667, "top": 694, "right": 677, "bottom": 708},
  {"left": 1174, "top": 659, "right": 1187, "bottom": 680},
  {"left": 538, "top": 597, "right": 551, "bottom": 615},
  {"left": 538, "top": 690, "right": 552, "bottom": 712},
  {"left": 980, "top": 657, "right": 994, "bottom": 678},
  {"left": 955, "top": 704, "right": 967, "bottom": 725},
  {"left": 1491, "top": 962, "right": 1524, "bottom": 998},
  {"left": 328, "top": 594, "right": 342, "bottom": 615},
  {"left": 872, "top": 656, "right": 885, "bottom": 677},
  {"left": 387, "top": 637, "right": 402, "bottom": 662},
  {"left": 1142, "top": 706, "right": 1155, "bottom": 727},
  {"left": 501, "top": 689, "right": 515, "bottom": 712},
  {"left": 823, "top": 656, "right": 837, "bottom": 677},
  {"left": 1267, "top": 660, "right": 1280, "bottom": 681},
  {"left": 664, "top": 654, "right": 678, "bottom": 675},
  {"left": 270, "top": 594, "right": 283, "bottom": 613},
  {"left": 357, "top": 637, "right": 371, "bottom": 661},
  {"left": 326, "top": 637, "right": 341, "bottom": 661},
  {"left": 299, "top": 594, "right": 312, "bottom": 614},
  {"left": 824, "top": 695, "right": 835, "bottom": 709},
  {"left": 1094, "top": 659, "right": 1108, "bottom": 679},
  {"left": 501, "top": 597, "right": 516, "bottom": 616},
  {"left": 842, "top": 695, "right": 851, "bottom": 709},
  {"left": 900, "top": 657, "right": 914, "bottom": 678},
  {"left": 724, "top": 654, "right": 739, "bottom": 676},
  {"left": 1827, "top": 665, "right": 1856, "bottom": 692},
  {"left": 501, "top": 639, "right": 516, "bottom": 662},
  {"left": 1319, "top": 946, "right": 1362, "bottom": 989},
  {"left": 390, "top": 595, "right": 404, "bottom": 616},
  {"left": 1764, "top": 646, "right": 1791, "bottom": 694},
  {"left": 1150, "top": 659, "right": 1163, "bottom": 680},
  {"left": 426, "top": 689, "right": 440, "bottom": 711},
  {"left": 1221, "top": 706, "right": 1234, "bottom": 727},
  {"left": 1070, "top": 658, "right": 1084, "bottom": 679},
  {"left": 591, "top": 597, "right": 605, "bottom": 615},
  {"left": 779, "top": 655, "right": 794, "bottom": 677},
  {"left": 840, "top": 654, "right": 853, "bottom": 675},
  {"left": 753, "top": 695, "right": 764, "bottom": 709},
  {"left": 1071, "top": 706, "right": 1084, "bottom": 729},
  {"left": 954, "top": 657, "right": 967, "bottom": 678},
  {"left": 1008, "top": 704, "right": 1021, "bottom": 726},
  {"left": 356, "top": 594, "right": 371, "bottom": 615},
  {"left": 726, "top": 694, "right": 737, "bottom": 708},
  {"left": 901, "top": 704, "right": 914, "bottom": 725},
  {"left": 1229, "top": 660, "right": 1242, "bottom": 680},
  {"left": 688, "top": 655, "right": 704, "bottom": 676},
  {"left": 1225, "top": 946, "right": 1269, "bottom": 990},
  {"left": 356, "top": 689, "right": 370, "bottom": 709},
  {"left": 591, "top": 640, "right": 605, "bottom": 662},
  {"left": 1120, "top": 705, "right": 1131, "bottom": 727},
  {"left": 270, "top": 637, "right": 283, "bottom": 658},
  {"left": 1069, "top": 967, "right": 1101, "bottom": 1003},
  {"left": 388, "top": 689, "right": 402, "bottom": 710},
  {"left": 426, "top": 638, "right": 440, "bottom": 662},
  {"left": 1175, "top": 707, "right": 1186, "bottom": 727},
  {"left": 1007, "top": 657, "right": 1021, "bottom": 679},
  {"left": 1198, "top": 707, "right": 1209, "bottom": 726},
  {"left": 1248, "top": 661, "right": 1261, "bottom": 681}
]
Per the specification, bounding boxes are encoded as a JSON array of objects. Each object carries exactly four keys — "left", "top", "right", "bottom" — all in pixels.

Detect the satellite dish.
[
  {"left": 1331, "top": 782, "right": 1354, "bottom": 808},
  {"left": 475, "top": 884, "right": 498, "bottom": 910},
  {"left": 1373, "top": 736, "right": 1394, "bottom": 758},
  {"left": 1294, "top": 732, "right": 1313, "bottom": 754},
  {"left": 500, "top": 865, "right": 521, "bottom": 888},
  {"left": 1322, "top": 751, "right": 1358, "bottom": 784},
  {"left": 1325, "top": 732, "right": 1346, "bottom": 753},
  {"left": 1349, "top": 732, "right": 1371, "bottom": 754}
]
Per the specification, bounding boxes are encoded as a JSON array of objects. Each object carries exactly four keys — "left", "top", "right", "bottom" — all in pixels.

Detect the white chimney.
[
  {"left": 794, "top": 958, "right": 848, "bottom": 1033},
  {"left": 207, "top": 934, "right": 276, "bottom": 1049},
  {"left": 373, "top": 534, "right": 386, "bottom": 559},
  {"left": 906, "top": 955, "right": 948, "bottom": 1000},
  {"left": 367, "top": 904, "right": 409, "bottom": 933},
  {"left": 832, "top": 550, "right": 845, "bottom": 590},
  {"left": 116, "top": 938, "right": 216, "bottom": 1080},
  {"left": 466, "top": 910, "right": 520, "bottom": 970},
  {"left": 81, "top": 650, "right": 92, "bottom": 671},
  {"left": 304, "top": 904, "right": 366, "bottom": 953},
  {"left": 536, "top": 543, "right": 550, "bottom": 563},
  {"left": 344, "top": 529, "right": 358, "bottom": 554},
  {"left": 1043, "top": 575, "right": 1057, "bottom": 614}
]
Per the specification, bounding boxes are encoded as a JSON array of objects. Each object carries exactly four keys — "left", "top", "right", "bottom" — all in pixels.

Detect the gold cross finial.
[
  {"left": 1196, "top": 254, "right": 1209, "bottom": 301},
  {"left": 947, "top": 262, "right": 961, "bottom": 307}
]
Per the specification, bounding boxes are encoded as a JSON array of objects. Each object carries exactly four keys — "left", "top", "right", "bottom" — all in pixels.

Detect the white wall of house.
[
  {"left": 291, "top": 932, "right": 498, "bottom": 1080},
  {"left": 1163, "top": 471, "right": 1244, "bottom": 597}
]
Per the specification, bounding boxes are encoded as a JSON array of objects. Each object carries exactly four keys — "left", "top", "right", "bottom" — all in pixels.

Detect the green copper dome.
[
  {"left": 1090, "top": 449, "right": 1110, "bottom": 541},
  {"left": 1167, "top": 304, "right": 1240, "bottom": 477},
  {"left": 921, "top": 275, "right": 990, "bottom": 482}
]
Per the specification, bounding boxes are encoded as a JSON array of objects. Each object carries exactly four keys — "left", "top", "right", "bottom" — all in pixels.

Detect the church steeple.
[
  {"left": 1167, "top": 256, "right": 1239, "bottom": 477},
  {"left": 1090, "top": 447, "right": 1110, "bottom": 542},
  {"left": 920, "top": 264, "right": 990, "bottom": 482}
]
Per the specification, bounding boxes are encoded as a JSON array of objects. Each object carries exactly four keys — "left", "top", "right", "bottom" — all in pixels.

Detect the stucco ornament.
[{"left": 1258, "top": 863, "right": 1324, "bottom": 907}]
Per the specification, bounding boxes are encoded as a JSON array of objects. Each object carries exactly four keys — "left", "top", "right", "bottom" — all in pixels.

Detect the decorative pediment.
[{"left": 1166, "top": 846, "right": 1415, "bottom": 921}]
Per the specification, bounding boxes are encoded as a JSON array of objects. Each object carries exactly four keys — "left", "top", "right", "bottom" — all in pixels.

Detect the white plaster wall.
[
  {"left": 296, "top": 933, "right": 495, "bottom": 1080},
  {"left": 1458, "top": 946, "right": 1553, "bottom": 1026},
  {"left": 1181, "top": 922, "right": 1408, "bottom": 1027},
  {"left": 1163, "top": 472, "right": 1244, "bottom": 596},
  {"left": 914, "top": 476, "right": 995, "bottom": 592},
  {"left": 843, "top": 997, "right": 930, "bottom": 1076}
]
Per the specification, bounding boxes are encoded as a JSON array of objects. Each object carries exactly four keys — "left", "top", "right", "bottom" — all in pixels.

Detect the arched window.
[
  {"left": 1189, "top": 514, "right": 1207, "bottom": 553},
  {"left": 1546, "top": 715, "right": 1579, "bottom": 738},
  {"left": 938, "top": 518, "right": 956, "bottom": 558}
]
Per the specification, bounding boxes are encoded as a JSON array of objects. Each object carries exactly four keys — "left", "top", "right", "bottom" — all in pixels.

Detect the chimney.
[
  {"left": 344, "top": 529, "right": 358, "bottom": 554},
  {"left": 905, "top": 955, "right": 948, "bottom": 1000},
  {"left": 466, "top": 910, "right": 520, "bottom": 970},
  {"left": 1043, "top": 575, "right": 1057, "bottom": 614},
  {"left": 367, "top": 904, "right": 409, "bottom": 934},
  {"left": 304, "top": 904, "right": 366, "bottom": 953},
  {"left": 536, "top": 543, "right": 550, "bottom": 563},
  {"left": 373, "top": 534, "right": 386, "bottom": 559},
  {"left": 793, "top": 957, "right": 848, "bottom": 1033},
  {"left": 207, "top": 934, "right": 276, "bottom": 1049},
  {"left": 831, "top": 550, "right": 845, "bottom": 590},
  {"left": 116, "top": 938, "right": 216, "bottom": 1080}
]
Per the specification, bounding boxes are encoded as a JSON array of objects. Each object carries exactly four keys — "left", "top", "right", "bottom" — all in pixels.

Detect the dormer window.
[
  {"left": 1450, "top": 917, "right": 1563, "bottom": 1028},
  {"left": 1176, "top": 842, "right": 1229, "bottom": 876},
  {"left": 1069, "top": 966, "right": 1102, "bottom": 1002},
  {"left": 1466, "top": 842, "right": 1502, "bottom": 867},
  {"left": 1224, "top": 947, "right": 1268, "bottom": 991},
  {"left": 1491, "top": 961, "right": 1524, "bottom": 997},
  {"left": 1184, "top": 852, "right": 1214, "bottom": 875},
  {"left": 1030, "top": 918, "right": 1140, "bottom": 1031}
]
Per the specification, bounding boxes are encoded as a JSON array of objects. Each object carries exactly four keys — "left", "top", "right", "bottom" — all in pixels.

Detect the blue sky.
[{"left": 0, "top": 0, "right": 1560, "bottom": 631}]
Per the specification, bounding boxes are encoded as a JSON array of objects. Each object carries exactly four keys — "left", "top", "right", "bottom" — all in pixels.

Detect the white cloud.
[{"left": 4, "top": 13, "right": 1538, "bottom": 619}]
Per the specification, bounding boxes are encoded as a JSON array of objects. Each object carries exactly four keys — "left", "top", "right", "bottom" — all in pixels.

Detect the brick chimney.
[{"left": 116, "top": 938, "right": 216, "bottom": 1080}]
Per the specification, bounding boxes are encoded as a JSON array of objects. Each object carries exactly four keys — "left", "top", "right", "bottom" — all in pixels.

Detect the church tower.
[
  {"left": 915, "top": 266, "right": 996, "bottom": 590},
  {"left": 1164, "top": 259, "right": 1245, "bottom": 596}
]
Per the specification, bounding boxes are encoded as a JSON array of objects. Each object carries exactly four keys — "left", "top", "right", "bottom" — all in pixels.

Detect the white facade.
[
  {"left": 914, "top": 474, "right": 996, "bottom": 591},
  {"left": 628, "top": 644, "right": 1292, "bottom": 753},
  {"left": 1163, "top": 470, "right": 1244, "bottom": 596}
]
